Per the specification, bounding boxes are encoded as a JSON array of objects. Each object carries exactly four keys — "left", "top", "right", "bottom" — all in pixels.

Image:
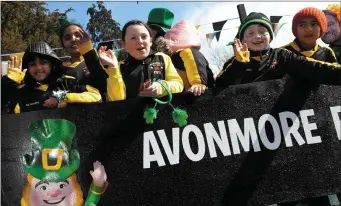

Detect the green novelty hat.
[
  {"left": 147, "top": 8, "right": 174, "bottom": 33},
  {"left": 22, "top": 119, "right": 80, "bottom": 182}
]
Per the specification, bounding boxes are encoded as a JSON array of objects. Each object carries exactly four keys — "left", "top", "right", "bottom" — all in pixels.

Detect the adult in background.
[{"left": 322, "top": 4, "right": 341, "bottom": 63}]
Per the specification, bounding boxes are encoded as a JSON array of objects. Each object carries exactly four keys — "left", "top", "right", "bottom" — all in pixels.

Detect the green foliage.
[
  {"left": 86, "top": 1, "right": 121, "bottom": 43},
  {"left": 1, "top": 2, "right": 73, "bottom": 59}
]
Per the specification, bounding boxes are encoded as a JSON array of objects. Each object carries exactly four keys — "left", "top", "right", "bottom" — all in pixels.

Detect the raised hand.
[
  {"left": 233, "top": 38, "right": 248, "bottom": 55},
  {"left": 90, "top": 161, "right": 107, "bottom": 186},
  {"left": 75, "top": 28, "right": 91, "bottom": 46},
  {"left": 8, "top": 56, "right": 25, "bottom": 72},
  {"left": 98, "top": 46, "right": 118, "bottom": 68}
]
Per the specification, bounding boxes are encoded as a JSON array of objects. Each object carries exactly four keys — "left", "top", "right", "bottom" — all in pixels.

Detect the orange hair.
[
  {"left": 21, "top": 174, "right": 84, "bottom": 206},
  {"left": 326, "top": 4, "right": 341, "bottom": 23}
]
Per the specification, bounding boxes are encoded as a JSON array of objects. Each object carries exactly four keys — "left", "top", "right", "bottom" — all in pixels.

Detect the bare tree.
[{"left": 208, "top": 45, "right": 234, "bottom": 73}]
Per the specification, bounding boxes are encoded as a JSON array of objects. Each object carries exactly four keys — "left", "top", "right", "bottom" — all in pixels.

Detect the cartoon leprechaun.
[{"left": 21, "top": 119, "right": 108, "bottom": 206}]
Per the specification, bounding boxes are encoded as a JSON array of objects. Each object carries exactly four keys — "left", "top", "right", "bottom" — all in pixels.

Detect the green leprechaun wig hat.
[{"left": 22, "top": 119, "right": 80, "bottom": 182}]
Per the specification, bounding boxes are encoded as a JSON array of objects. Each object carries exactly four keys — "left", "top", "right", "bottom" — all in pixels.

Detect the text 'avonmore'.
[{"left": 143, "top": 106, "right": 341, "bottom": 169}]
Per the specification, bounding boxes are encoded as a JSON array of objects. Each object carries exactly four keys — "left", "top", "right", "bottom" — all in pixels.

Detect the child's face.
[
  {"left": 62, "top": 25, "right": 82, "bottom": 56},
  {"left": 243, "top": 24, "right": 271, "bottom": 51},
  {"left": 296, "top": 17, "right": 321, "bottom": 46},
  {"left": 122, "top": 24, "right": 152, "bottom": 60},
  {"left": 28, "top": 57, "right": 51, "bottom": 82}
]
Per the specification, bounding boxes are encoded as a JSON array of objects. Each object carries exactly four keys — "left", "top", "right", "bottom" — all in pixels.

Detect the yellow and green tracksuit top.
[
  {"left": 14, "top": 75, "right": 101, "bottom": 114},
  {"left": 78, "top": 40, "right": 184, "bottom": 102},
  {"left": 215, "top": 47, "right": 341, "bottom": 87},
  {"left": 2, "top": 59, "right": 100, "bottom": 113},
  {"left": 282, "top": 39, "right": 337, "bottom": 63},
  {"left": 171, "top": 48, "right": 215, "bottom": 91}
]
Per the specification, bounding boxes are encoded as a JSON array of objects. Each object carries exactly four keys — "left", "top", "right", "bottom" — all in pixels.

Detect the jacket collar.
[
  {"left": 292, "top": 39, "right": 319, "bottom": 52},
  {"left": 125, "top": 50, "right": 157, "bottom": 65},
  {"left": 249, "top": 48, "right": 271, "bottom": 61}
]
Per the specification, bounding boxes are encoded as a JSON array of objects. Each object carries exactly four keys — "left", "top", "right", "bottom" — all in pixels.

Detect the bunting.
[
  {"left": 212, "top": 20, "right": 227, "bottom": 41},
  {"left": 205, "top": 26, "right": 239, "bottom": 47},
  {"left": 195, "top": 25, "right": 201, "bottom": 30},
  {"left": 206, "top": 33, "right": 216, "bottom": 48},
  {"left": 274, "top": 23, "right": 287, "bottom": 36},
  {"left": 270, "top": 16, "right": 283, "bottom": 32}
]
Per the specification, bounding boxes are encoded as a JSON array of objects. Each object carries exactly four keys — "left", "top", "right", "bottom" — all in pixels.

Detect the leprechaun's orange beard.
[{"left": 21, "top": 174, "right": 84, "bottom": 206}]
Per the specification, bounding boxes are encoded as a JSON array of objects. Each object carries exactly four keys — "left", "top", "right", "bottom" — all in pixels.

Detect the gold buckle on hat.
[{"left": 42, "top": 149, "right": 63, "bottom": 170}]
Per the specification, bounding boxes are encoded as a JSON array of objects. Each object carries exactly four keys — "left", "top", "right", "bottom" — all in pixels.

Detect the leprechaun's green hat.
[{"left": 22, "top": 119, "right": 80, "bottom": 182}]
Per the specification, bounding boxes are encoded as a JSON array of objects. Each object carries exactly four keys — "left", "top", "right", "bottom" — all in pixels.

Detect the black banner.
[{"left": 2, "top": 79, "right": 341, "bottom": 205}]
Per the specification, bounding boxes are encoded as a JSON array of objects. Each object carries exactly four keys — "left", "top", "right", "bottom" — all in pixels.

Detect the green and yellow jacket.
[
  {"left": 171, "top": 48, "right": 215, "bottom": 91},
  {"left": 79, "top": 40, "right": 184, "bottom": 102},
  {"left": 282, "top": 39, "right": 337, "bottom": 63},
  {"left": 14, "top": 75, "right": 101, "bottom": 114},
  {"left": 215, "top": 47, "right": 341, "bottom": 87}
]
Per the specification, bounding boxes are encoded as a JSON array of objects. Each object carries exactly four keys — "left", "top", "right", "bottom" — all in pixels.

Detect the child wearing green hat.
[
  {"left": 215, "top": 12, "right": 341, "bottom": 87},
  {"left": 147, "top": 8, "right": 174, "bottom": 39}
]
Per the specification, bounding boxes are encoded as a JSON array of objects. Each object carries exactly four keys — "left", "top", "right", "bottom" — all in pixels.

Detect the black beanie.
[{"left": 238, "top": 12, "right": 274, "bottom": 42}]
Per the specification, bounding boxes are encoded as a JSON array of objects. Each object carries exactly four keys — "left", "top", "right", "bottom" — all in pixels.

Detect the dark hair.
[
  {"left": 121, "top": 20, "right": 152, "bottom": 41},
  {"left": 59, "top": 23, "right": 83, "bottom": 47},
  {"left": 24, "top": 54, "right": 63, "bottom": 86}
]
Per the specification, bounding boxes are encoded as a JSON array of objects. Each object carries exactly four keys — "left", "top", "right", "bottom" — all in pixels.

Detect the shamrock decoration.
[
  {"left": 143, "top": 79, "right": 188, "bottom": 127},
  {"left": 144, "top": 107, "right": 158, "bottom": 124}
]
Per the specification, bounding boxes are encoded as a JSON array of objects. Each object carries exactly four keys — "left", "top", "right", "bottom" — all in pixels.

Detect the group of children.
[
  {"left": 1, "top": 6, "right": 341, "bottom": 117},
  {"left": 1, "top": 4, "right": 341, "bottom": 206}
]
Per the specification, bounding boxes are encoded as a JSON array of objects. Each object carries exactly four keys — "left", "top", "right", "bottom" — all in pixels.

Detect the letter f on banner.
[{"left": 330, "top": 106, "right": 341, "bottom": 140}]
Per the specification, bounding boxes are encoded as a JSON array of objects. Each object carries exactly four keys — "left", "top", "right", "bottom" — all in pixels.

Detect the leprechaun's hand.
[{"left": 90, "top": 161, "right": 107, "bottom": 186}]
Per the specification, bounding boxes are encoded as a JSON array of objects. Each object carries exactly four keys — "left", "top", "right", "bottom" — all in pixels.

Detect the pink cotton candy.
[{"left": 164, "top": 20, "right": 201, "bottom": 52}]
